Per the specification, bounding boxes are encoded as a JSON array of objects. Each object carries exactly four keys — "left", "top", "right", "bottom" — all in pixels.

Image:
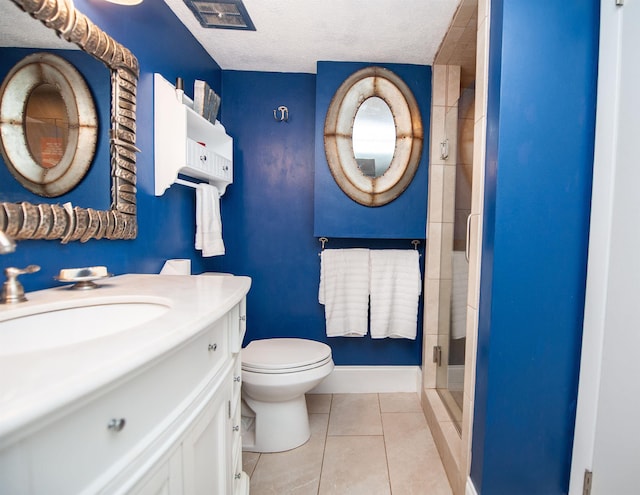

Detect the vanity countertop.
[{"left": 0, "top": 273, "right": 251, "bottom": 448}]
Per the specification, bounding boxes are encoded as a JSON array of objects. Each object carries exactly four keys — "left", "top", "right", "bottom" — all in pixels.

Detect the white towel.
[
  {"left": 319, "top": 248, "right": 370, "bottom": 337},
  {"left": 195, "top": 183, "right": 225, "bottom": 257},
  {"left": 369, "top": 250, "right": 421, "bottom": 339},
  {"left": 450, "top": 251, "right": 469, "bottom": 339}
]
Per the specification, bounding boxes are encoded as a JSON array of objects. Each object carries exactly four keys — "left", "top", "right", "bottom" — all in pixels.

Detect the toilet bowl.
[{"left": 241, "top": 338, "right": 334, "bottom": 453}]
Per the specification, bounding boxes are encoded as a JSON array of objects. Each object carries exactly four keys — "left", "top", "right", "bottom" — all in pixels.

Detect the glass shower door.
[{"left": 435, "top": 87, "right": 475, "bottom": 433}]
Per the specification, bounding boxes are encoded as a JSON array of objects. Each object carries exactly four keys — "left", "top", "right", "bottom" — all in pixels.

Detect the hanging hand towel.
[
  {"left": 319, "top": 248, "right": 370, "bottom": 337},
  {"left": 450, "top": 251, "right": 469, "bottom": 339},
  {"left": 195, "top": 183, "right": 225, "bottom": 257},
  {"left": 369, "top": 250, "right": 422, "bottom": 339}
]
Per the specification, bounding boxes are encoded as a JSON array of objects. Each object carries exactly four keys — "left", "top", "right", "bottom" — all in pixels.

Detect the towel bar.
[
  {"left": 175, "top": 178, "right": 222, "bottom": 197},
  {"left": 317, "top": 238, "right": 421, "bottom": 255},
  {"left": 175, "top": 178, "right": 198, "bottom": 189}
]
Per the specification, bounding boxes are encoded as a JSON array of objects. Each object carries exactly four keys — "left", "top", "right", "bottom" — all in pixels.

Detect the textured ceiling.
[
  {"left": 0, "top": 0, "right": 467, "bottom": 75},
  {"left": 164, "top": 0, "right": 463, "bottom": 74},
  {"left": 0, "top": 0, "right": 79, "bottom": 49}
]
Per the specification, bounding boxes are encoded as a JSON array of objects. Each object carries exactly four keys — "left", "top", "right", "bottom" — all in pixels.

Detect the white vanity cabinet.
[
  {"left": 124, "top": 298, "right": 249, "bottom": 495},
  {"left": 130, "top": 366, "right": 237, "bottom": 495},
  {"left": 0, "top": 275, "right": 250, "bottom": 495}
]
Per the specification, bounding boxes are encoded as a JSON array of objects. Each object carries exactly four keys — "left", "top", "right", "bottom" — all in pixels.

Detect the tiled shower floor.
[{"left": 243, "top": 393, "right": 453, "bottom": 495}]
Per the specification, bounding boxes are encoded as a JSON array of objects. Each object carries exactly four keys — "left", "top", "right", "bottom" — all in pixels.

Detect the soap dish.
[{"left": 55, "top": 266, "right": 112, "bottom": 290}]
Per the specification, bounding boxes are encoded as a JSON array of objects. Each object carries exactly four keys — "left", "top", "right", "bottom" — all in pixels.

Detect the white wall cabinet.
[{"left": 154, "top": 73, "right": 233, "bottom": 196}]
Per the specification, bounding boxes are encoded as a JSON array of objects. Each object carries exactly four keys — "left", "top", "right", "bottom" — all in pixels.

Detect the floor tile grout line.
[
  {"left": 378, "top": 393, "right": 394, "bottom": 495},
  {"left": 248, "top": 452, "right": 261, "bottom": 478},
  {"left": 316, "top": 393, "right": 332, "bottom": 495}
]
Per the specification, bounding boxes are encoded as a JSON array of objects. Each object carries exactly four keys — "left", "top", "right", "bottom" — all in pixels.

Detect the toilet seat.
[{"left": 242, "top": 338, "right": 332, "bottom": 374}]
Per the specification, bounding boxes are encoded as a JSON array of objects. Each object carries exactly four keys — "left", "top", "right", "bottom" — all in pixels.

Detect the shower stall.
[{"left": 420, "top": 1, "right": 488, "bottom": 492}]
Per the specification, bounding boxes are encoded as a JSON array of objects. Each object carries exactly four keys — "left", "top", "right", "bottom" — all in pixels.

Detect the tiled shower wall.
[{"left": 423, "top": 64, "right": 461, "bottom": 394}]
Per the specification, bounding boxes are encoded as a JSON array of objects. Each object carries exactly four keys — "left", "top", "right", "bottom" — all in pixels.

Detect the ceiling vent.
[{"left": 183, "top": 0, "right": 256, "bottom": 30}]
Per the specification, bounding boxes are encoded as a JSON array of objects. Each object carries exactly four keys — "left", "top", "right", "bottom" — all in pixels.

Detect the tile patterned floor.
[{"left": 243, "top": 393, "right": 453, "bottom": 495}]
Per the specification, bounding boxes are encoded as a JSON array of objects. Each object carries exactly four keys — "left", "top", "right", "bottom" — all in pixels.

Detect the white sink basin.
[{"left": 0, "top": 301, "right": 171, "bottom": 355}]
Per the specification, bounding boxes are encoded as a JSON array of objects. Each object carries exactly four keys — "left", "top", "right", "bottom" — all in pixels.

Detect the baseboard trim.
[
  {"left": 309, "top": 365, "right": 422, "bottom": 394},
  {"left": 466, "top": 477, "right": 478, "bottom": 495}
]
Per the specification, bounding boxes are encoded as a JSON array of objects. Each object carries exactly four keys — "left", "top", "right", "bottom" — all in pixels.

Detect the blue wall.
[
  {"left": 208, "top": 71, "right": 424, "bottom": 365},
  {"left": 0, "top": 0, "right": 222, "bottom": 291},
  {"left": 471, "top": 1, "right": 599, "bottom": 493},
  {"left": 313, "top": 61, "right": 431, "bottom": 239}
]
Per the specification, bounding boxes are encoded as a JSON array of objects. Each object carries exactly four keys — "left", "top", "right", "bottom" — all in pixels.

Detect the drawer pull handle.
[
  {"left": 233, "top": 425, "right": 240, "bottom": 432},
  {"left": 208, "top": 343, "right": 217, "bottom": 352},
  {"left": 239, "top": 315, "right": 246, "bottom": 321},
  {"left": 235, "top": 473, "right": 242, "bottom": 480},
  {"left": 107, "top": 418, "right": 126, "bottom": 432},
  {"left": 234, "top": 376, "right": 241, "bottom": 382}
]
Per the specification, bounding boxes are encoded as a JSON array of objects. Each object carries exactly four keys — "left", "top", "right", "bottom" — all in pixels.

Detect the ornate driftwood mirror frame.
[
  {"left": 324, "top": 66, "right": 423, "bottom": 207},
  {"left": 0, "top": 0, "right": 139, "bottom": 243}
]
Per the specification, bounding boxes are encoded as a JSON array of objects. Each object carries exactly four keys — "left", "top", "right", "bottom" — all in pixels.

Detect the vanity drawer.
[
  {"left": 232, "top": 444, "right": 242, "bottom": 486},
  {"left": 231, "top": 394, "right": 241, "bottom": 445},
  {"left": 9, "top": 317, "right": 230, "bottom": 494},
  {"left": 231, "top": 357, "right": 242, "bottom": 412},
  {"left": 229, "top": 298, "right": 247, "bottom": 355}
]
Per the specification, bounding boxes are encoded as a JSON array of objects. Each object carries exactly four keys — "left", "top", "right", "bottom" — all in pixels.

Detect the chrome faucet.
[{"left": 0, "top": 230, "right": 40, "bottom": 303}]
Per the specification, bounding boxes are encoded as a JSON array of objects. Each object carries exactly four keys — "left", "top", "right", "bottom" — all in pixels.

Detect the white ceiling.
[
  {"left": 164, "top": 0, "right": 462, "bottom": 74},
  {"left": 0, "top": 0, "right": 79, "bottom": 49},
  {"left": 0, "top": 0, "right": 463, "bottom": 74}
]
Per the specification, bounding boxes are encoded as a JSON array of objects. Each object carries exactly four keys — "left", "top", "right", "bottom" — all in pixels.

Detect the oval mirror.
[
  {"left": 352, "top": 96, "right": 395, "bottom": 178},
  {"left": 0, "top": 52, "right": 98, "bottom": 198},
  {"left": 324, "top": 66, "right": 423, "bottom": 207}
]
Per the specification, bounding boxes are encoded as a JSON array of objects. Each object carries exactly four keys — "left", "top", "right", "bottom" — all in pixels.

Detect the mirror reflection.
[
  {"left": 353, "top": 97, "right": 395, "bottom": 178},
  {"left": 25, "top": 83, "right": 69, "bottom": 169}
]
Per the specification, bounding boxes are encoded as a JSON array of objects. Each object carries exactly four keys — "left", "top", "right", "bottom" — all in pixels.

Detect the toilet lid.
[{"left": 242, "top": 338, "right": 332, "bottom": 372}]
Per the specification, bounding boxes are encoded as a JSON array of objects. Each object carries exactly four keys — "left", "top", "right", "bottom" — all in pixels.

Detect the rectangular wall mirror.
[{"left": 0, "top": 0, "right": 139, "bottom": 243}]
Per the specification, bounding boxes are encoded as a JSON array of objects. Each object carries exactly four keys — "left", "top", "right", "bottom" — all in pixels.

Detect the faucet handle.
[
  {"left": 2, "top": 265, "right": 41, "bottom": 304},
  {"left": 5, "top": 265, "right": 41, "bottom": 277}
]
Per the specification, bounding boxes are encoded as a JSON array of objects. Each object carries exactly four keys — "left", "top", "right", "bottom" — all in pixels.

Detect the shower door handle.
[{"left": 433, "top": 345, "right": 442, "bottom": 367}]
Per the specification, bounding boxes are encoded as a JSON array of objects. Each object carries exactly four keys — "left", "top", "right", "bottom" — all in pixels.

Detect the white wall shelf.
[{"left": 154, "top": 73, "right": 233, "bottom": 196}]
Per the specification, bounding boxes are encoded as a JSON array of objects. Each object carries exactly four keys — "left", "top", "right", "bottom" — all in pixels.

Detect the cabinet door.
[
  {"left": 129, "top": 449, "right": 182, "bottom": 495},
  {"left": 182, "top": 377, "right": 232, "bottom": 495}
]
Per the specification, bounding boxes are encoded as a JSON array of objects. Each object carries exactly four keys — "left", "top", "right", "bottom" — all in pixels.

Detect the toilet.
[{"left": 241, "top": 338, "right": 334, "bottom": 453}]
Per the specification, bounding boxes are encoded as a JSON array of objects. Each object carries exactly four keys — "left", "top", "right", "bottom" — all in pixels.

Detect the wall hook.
[{"left": 273, "top": 105, "right": 289, "bottom": 122}]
